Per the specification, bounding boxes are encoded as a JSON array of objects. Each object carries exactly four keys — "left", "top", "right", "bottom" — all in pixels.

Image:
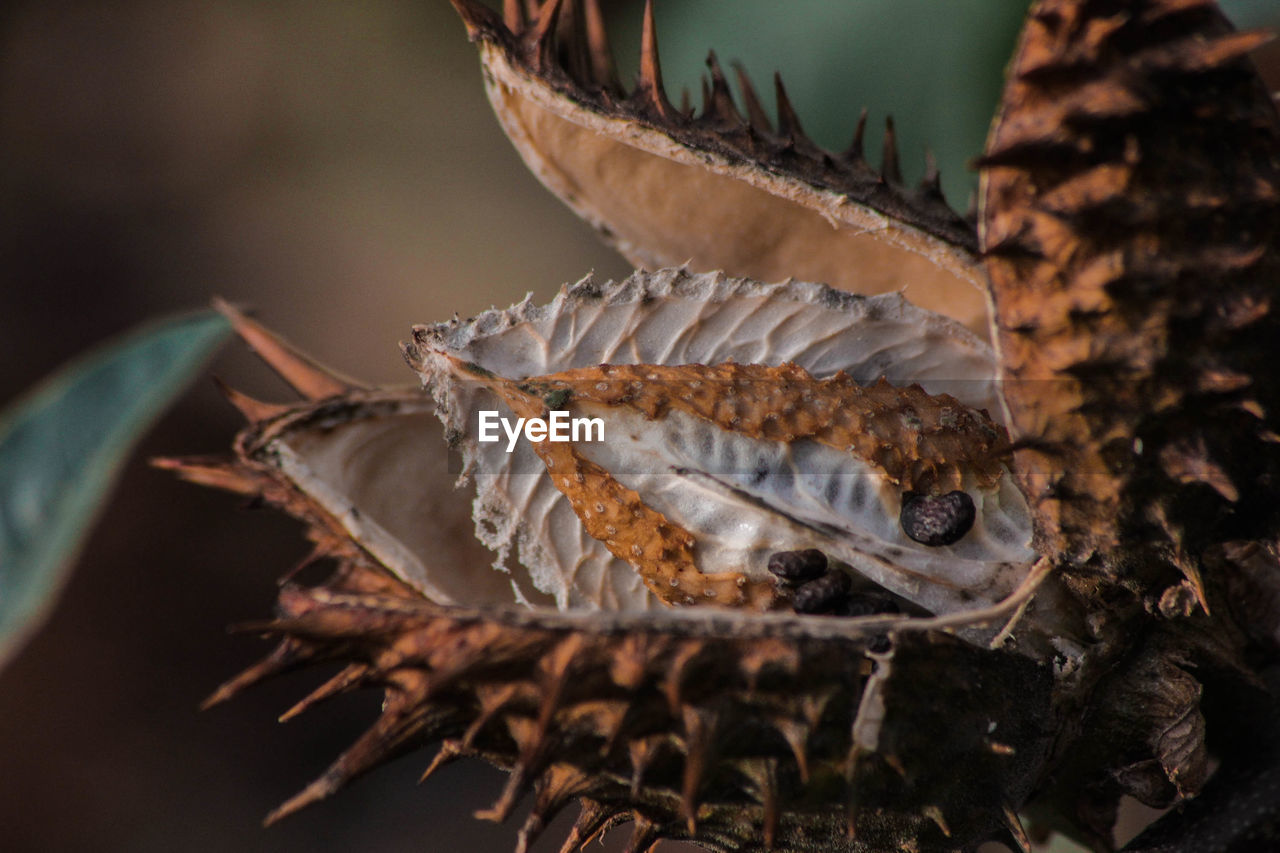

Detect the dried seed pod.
[
  {"left": 163, "top": 0, "right": 1280, "bottom": 849},
  {"left": 412, "top": 354, "right": 1035, "bottom": 615},
  {"left": 981, "top": 0, "right": 1280, "bottom": 575},
  {"left": 167, "top": 272, "right": 1067, "bottom": 853},
  {"left": 977, "top": 0, "right": 1280, "bottom": 841},
  {"left": 406, "top": 273, "right": 1036, "bottom": 618}
]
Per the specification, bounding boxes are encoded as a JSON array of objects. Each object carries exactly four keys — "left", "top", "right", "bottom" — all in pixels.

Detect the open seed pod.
[
  {"left": 162, "top": 271, "right": 1065, "bottom": 852},
  {"left": 160, "top": 0, "right": 1280, "bottom": 850}
]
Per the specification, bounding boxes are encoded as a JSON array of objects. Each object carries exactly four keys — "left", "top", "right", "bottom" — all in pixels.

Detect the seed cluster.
[{"left": 767, "top": 548, "right": 903, "bottom": 623}]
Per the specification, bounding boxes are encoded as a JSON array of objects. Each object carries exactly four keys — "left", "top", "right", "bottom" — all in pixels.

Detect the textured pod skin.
[
  {"left": 979, "top": 0, "right": 1280, "bottom": 846},
  {"left": 483, "top": 362, "right": 1011, "bottom": 492},
  {"left": 224, "top": 561, "right": 1054, "bottom": 853},
  {"left": 411, "top": 268, "right": 1009, "bottom": 615},
  {"left": 981, "top": 0, "right": 1280, "bottom": 571},
  {"left": 162, "top": 1, "right": 1280, "bottom": 851}
]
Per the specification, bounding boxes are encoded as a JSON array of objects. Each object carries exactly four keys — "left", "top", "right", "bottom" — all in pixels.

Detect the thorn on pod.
[
  {"left": 880, "top": 115, "right": 903, "bottom": 184},
  {"left": 634, "top": 0, "right": 675, "bottom": 119},
  {"left": 840, "top": 107, "right": 869, "bottom": 164},
  {"left": 733, "top": 62, "right": 773, "bottom": 133}
]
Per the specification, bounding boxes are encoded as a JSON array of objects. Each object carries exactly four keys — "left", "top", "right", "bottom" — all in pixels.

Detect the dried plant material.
[
  {"left": 445, "top": 0, "right": 992, "bottom": 333},
  {"left": 981, "top": 0, "right": 1280, "bottom": 569},
  {"left": 410, "top": 353, "right": 1033, "bottom": 616},
  {"left": 168, "top": 1, "right": 1280, "bottom": 851},
  {"left": 406, "top": 268, "right": 1019, "bottom": 613},
  {"left": 208, "top": 571, "right": 1054, "bottom": 851},
  {"left": 168, "top": 270, "right": 1066, "bottom": 851}
]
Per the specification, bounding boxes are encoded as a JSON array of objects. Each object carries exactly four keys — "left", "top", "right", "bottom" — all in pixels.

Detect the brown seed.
[
  {"left": 793, "top": 570, "right": 852, "bottom": 615},
  {"left": 842, "top": 592, "right": 901, "bottom": 618},
  {"left": 767, "top": 549, "right": 828, "bottom": 583},
  {"left": 900, "top": 490, "right": 976, "bottom": 546}
]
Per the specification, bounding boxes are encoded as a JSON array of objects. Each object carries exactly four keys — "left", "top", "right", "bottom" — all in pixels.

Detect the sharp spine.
[
  {"left": 529, "top": 0, "right": 565, "bottom": 73},
  {"left": 278, "top": 663, "right": 366, "bottom": 722},
  {"left": 558, "top": 0, "right": 593, "bottom": 88},
  {"left": 681, "top": 707, "right": 717, "bottom": 834},
  {"left": 503, "top": 0, "right": 525, "bottom": 33},
  {"left": 733, "top": 62, "right": 774, "bottom": 133},
  {"left": 1001, "top": 805, "right": 1032, "bottom": 853},
  {"left": 635, "top": 0, "right": 674, "bottom": 119},
  {"left": 844, "top": 107, "right": 869, "bottom": 162},
  {"left": 558, "top": 800, "right": 611, "bottom": 853},
  {"left": 418, "top": 740, "right": 463, "bottom": 783},
  {"left": 921, "top": 149, "right": 943, "bottom": 197},
  {"left": 582, "top": 0, "right": 620, "bottom": 93},
  {"left": 212, "top": 378, "right": 291, "bottom": 424},
  {"left": 212, "top": 298, "right": 356, "bottom": 399},
  {"left": 704, "top": 51, "right": 744, "bottom": 127},
  {"left": 622, "top": 813, "right": 660, "bottom": 853},
  {"left": 881, "top": 116, "right": 903, "bottom": 184},
  {"left": 773, "top": 72, "right": 808, "bottom": 143}
]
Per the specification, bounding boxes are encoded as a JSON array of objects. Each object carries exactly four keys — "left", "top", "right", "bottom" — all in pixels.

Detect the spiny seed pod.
[
  {"left": 165, "top": 271, "right": 1062, "bottom": 853},
  {"left": 442, "top": 0, "right": 989, "bottom": 333},
  {"left": 162, "top": 0, "right": 1280, "bottom": 850}
]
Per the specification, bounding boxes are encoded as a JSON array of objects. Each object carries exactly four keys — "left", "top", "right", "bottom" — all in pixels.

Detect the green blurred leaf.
[{"left": 0, "top": 310, "right": 231, "bottom": 670}]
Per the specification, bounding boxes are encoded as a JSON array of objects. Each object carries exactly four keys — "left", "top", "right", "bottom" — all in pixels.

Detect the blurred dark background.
[{"left": 1, "top": 1, "right": 1277, "bottom": 851}]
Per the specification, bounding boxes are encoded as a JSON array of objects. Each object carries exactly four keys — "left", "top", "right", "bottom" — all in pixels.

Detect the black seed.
[
  {"left": 793, "top": 570, "right": 852, "bottom": 615},
  {"left": 900, "top": 490, "right": 977, "bottom": 546},
  {"left": 767, "top": 549, "right": 828, "bottom": 583},
  {"left": 842, "top": 593, "right": 901, "bottom": 618}
]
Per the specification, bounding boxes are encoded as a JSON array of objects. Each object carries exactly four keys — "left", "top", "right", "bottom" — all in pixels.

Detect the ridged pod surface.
[
  {"left": 981, "top": 0, "right": 1280, "bottom": 571},
  {"left": 980, "top": 0, "right": 1280, "bottom": 846},
  {"left": 162, "top": 1, "right": 1280, "bottom": 851},
  {"left": 405, "top": 269, "right": 1008, "bottom": 616}
]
